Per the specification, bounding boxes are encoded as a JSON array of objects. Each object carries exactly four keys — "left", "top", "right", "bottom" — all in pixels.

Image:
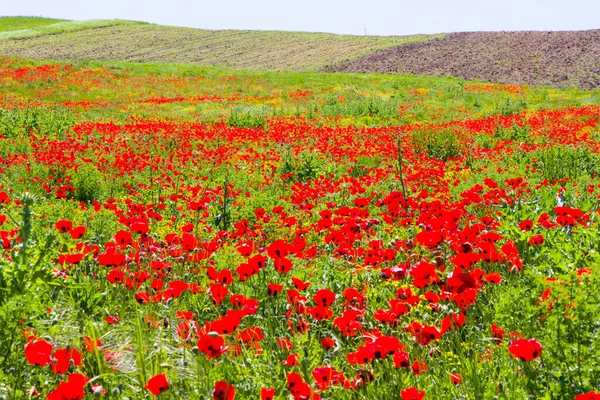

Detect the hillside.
[
  {"left": 0, "top": 16, "right": 68, "bottom": 32},
  {"left": 0, "top": 17, "right": 441, "bottom": 71},
  {"left": 326, "top": 30, "right": 600, "bottom": 89}
]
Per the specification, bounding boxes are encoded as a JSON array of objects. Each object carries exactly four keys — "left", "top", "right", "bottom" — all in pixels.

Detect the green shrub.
[
  {"left": 70, "top": 164, "right": 104, "bottom": 203},
  {"left": 494, "top": 123, "right": 532, "bottom": 141},
  {"left": 533, "top": 145, "right": 600, "bottom": 182},
  {"left": 0, "top": 106, "right": 74, "bottom": 139},
  {"left": 227, "top": 106, "right": 268, "bottom": 129},
  {"left": 412, "top": 128, "right": 463, "bottom": 161}
]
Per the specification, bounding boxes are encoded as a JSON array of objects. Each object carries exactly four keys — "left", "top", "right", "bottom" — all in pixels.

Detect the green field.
[{"left": 0, "top": 16, "right": 68, "bottom": 32}]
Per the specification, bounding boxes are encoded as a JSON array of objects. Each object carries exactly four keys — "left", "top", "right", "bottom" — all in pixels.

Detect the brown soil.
[{"left": 325, "top": 31, "right": 600, "bottom": 89}]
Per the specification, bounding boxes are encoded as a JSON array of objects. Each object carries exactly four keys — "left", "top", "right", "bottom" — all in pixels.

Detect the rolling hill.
[{"left": 0, "top": 17, "right": 440, "bottom": 72}]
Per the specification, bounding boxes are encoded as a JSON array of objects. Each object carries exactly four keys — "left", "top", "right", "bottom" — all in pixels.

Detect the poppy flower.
[
  {"left": 393, "top": 351, "right": 410, "bottom": 368},
  {"left": 209, "top": 283, "right": 229, "bottom": 305},
  {"left": 291, "top": 277, "right": 311, "bottom": 291},
  {"left": 508, "top": 338, "right": 542, "bottom": 361},
  {"left": 282, "top": 353, "right": 300, "bottom": 366},
  {"left": 69, "top": 226, "right": 86, "bottom": 239},
  {"left": 213, "top": 381, "right": 235, "bottom": 400},
  {"left": 576, "top": 392, "right": 600, "bottom": 400},
  {"left": 145, "top": 373, "right": 169, "bottom": 395},
  {"left": 55, "top": 220, "right": 73, "bottom": 233},
  {"left": 401, "top": 387, "right": 426, "bottom": 400},
  {"left": 277, "top": 337, "right": 293, "bottom": 350},
  {"left": 25, "top": 339, "right": 53, "bottom": 366},
  {"left": 47, "top": 373, "right": 87, "bottom": 400},
  {"left": 267, "top": 283, "right": 283, "bottom": 296},
  {"left": 529, "top": 234, "right": 544, "bottom": 246},
  {"left": 320, "top": 337, "right": 336, "bottom": 350},
  {"left": 261, "top": 388, "right": 275, "bottom": 400},
  {"left": 518, "top": 220, "right": 533, "bottom": 231},
  {"left": 198, "top": 333, "right": 228, "bottom": 359},
  {"left": 484, "top": 272, "right": 502, "bottom": 284},
  {"left": 313, "top": 288, "right": 336, "bottom": 307},
  {"left": 449, "top": 373, "right": 462, "bottom": 385},
  {"left": 51, "top": 348, "right": 83, "bottom": 374}
]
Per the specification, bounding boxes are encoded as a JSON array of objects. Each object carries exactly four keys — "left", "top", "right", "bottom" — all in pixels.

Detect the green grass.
[
  {"left": 0, "top": 18, "right": 148, "bottom": 40},
  {"left": 0, "top": 17, "right": 443, "bottom": 71},
  {"left": 0, "top": 16, "right": 68, "bottom": 32}
]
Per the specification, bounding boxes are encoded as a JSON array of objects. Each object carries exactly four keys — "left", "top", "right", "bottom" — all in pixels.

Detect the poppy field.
[{"left": 2, "top": 56, "right": 600, "bottom": 399}]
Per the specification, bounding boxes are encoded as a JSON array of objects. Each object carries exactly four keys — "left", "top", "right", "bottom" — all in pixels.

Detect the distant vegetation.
[
  {"left": 0, "top": 18, "right": 148, "bottom": 40},
  {"left": 0, "top": 17, "right": 442, "bottom": 71},
  {"left": 0, "top": 16, "right": 67, "bottom": 32}
]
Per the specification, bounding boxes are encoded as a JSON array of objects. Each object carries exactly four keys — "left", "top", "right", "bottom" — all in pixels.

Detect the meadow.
[{"left": 0, "top": 51, "right": 600, "bottom": 400}]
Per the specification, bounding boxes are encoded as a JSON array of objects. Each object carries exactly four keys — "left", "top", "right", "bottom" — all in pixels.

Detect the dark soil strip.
[{"left": 325, "top": 31, "right": 600, "bottom": 89}]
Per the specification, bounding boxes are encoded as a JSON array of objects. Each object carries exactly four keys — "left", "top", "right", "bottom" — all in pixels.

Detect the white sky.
[{"left": 2, "top": 0, "right": 599, "bottom": 36}]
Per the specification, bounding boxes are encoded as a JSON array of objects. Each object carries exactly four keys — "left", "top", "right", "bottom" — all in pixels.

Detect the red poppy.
[
  {"left": 400, "top": 387, "right": 425, "bottom": 400},
  {"left": 291, "top": 277, "right": 311, "bottom": 291},
  {"left": 47, "top": 373, "right": 87, "bottom": 400},
  {"left": 145, "top": 373, "right": 169, "bottom": 395},
  {"left": 261, "top": 388, "right": 275, "bottom": 400},
  {"left": 209, "top": 283, "right": 229, "bottom": 305},
  {"left": 213, "top": 381, "right": 236, "bottom": 400},
  {"left": 313, "top": 288, "right": 336, "bottom": 307},
  {"left": 51, "top": 348, "right": 83, "bottom": 374},
  {"left": 55, "top": 220, "right": 73, "bottom": 233},
  {"left": 267, "top": 283, "right": 283, "bottom": 296},
  {"left": 529, "top": 234, "right": 544, "bottom": 246},
  {"left": 320, "top": 337, "right": 336, "bottom": 350},
  {"left": 508, "top": 338, "right": 542, "bottom": 361},
  {"left": 24, "top": 339, "right": 53, "bottom": 366},
  {"left": 69, "top": 226, "right": 86, "bottom": 239},
  {"left": 449, "top": 373, "right": 462, "bottom": 385},
  {"left": 484, "top": 272, "right": 502, "bottom": 284},
  {"left": 576, "top": 392, "right": 600, "bottom": 400},
  {"left": 198, "top": 333, "right": 228, "bottom": 359},
  {"left": 518, "top": 220, "right": 533, "bottom": 231}
]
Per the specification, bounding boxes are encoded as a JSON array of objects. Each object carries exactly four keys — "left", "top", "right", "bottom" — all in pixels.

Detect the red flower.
[
  {"left": 261, "top": 388, "right": 275, "bottom": 400},
  {"left": 209, "top": 283, "right": 229, "bottom": 305},
  {"left": 576, "top": 392, "right": 600, "bottom": 400},
  {"left": 267, "top": 239, "right": 292, "bottom": 259},
  {"left": 69, "top": 226, "right": 86, "bottom": 239},
  {"left": 529, "top": 234, "right": 544, "bottom": 246},
  {"left": 55, "top": 220, "right": 73, "bottom": 233},
  {"left": 518, "top": 220, "right": 533, "bottom": 231},
  {"left": 508, "top": 338, "right": 542, "bottom": 361},
  {"left": 145, "top": 373, "right": 169, "bottom": 395},
  {"left": 449, "top": 372, "right": 462, "bottom": 385},
  {"left": 400, "top": 387, "right": 425, "bottom": 400},
  {"left": 291, "top": 277, "right": 311, "bottom": 291},
  {"left": 267, "top": 283, "right": 283, "bottom": 296},
  {"left": 51, "top": 348, "right": 83, "bottom": 374},
  {"left": 24, "top": 339, "right": 53, "bottom": 366},
  {"left": 198, "top": 333, "right": 228, "bottom": 359},
  {"left": 213, "top": 381, "right": 236, "bottom": 400},
  {"left": 320, "top": 337, "right": 337, "bottom": 350},
  {"left": 313, "top": 288, "right": 336, "bottom": 307},
  {"left": 484, "top": 272, "right": 502, "bottom": 284},
  {"left": 47, "top": 373, "right": 87, "bottom": 400}
]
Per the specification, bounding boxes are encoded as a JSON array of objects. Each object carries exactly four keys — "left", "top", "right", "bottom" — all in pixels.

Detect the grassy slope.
[
  {"left": 0, "top": 16, "right": 67, "bottom": 32},
  {"left": 0, "top": 17, "right": 442, "bottom": 71},
  {"left": 0, "top": 19, "right": 148, "bottom": 40}
]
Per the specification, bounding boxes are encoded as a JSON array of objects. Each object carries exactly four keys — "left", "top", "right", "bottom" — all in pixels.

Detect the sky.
[{"left": 2, "top": 0, "right": 599, "bottom": 36}]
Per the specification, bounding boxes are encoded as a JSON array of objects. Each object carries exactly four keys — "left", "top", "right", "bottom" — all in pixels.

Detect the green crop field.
[{"left": 0, "top": 16, "right": 68, "bottom": 32}]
